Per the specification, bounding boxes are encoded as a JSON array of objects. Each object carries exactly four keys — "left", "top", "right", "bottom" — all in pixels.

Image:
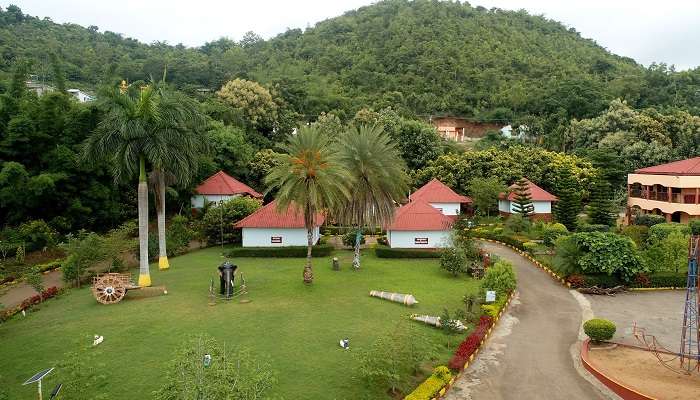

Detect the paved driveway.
[{"left": 446, "top": 242, "right": 608, "bottom": 400}]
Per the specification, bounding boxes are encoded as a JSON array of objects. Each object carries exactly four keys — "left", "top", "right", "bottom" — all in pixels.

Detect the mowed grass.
[{"left": 0, "top": 248, "right": 479, "bottom": 399}]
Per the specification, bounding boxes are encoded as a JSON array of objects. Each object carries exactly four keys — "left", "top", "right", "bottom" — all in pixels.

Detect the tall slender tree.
[
  {"left": 587, "top": 176, "right": 617, "bottom": 226},
  {"left": 148, "top": 86, "right": 207, "bottom": 270},
  {"left": 83, "top": 80, "right": 204, "bottom": 285},
  {"left": 554, "top": 172, "right": 582, "bottom": 231},
  {"left": 511, "top": 178, "right": 534, "bottom": 218},
  {"left": 336, "top": 124, "right": 408, "bottom": 269},
  {"left": 265, "top": 126, "right": 350, "bottom": 284}
]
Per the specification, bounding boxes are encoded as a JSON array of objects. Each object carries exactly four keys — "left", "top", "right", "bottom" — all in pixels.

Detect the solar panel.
[{"left": 22, "top": 367, "right": 54, "bottom": 385}]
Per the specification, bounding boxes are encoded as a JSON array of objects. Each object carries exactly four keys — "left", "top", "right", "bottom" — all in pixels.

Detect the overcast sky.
[{"left": 4, "top": 0, "right": 699, "bottom": 70}]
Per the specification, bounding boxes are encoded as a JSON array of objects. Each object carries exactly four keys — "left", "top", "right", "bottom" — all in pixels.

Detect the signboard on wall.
[
  {"left": 271, "top": 236, "right": 282, "bottom": 244},
  {"left": 414, "top": 237, "right": 429, "bottom": 245}
]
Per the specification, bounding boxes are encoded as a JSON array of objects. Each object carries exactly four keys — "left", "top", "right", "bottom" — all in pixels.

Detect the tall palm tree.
[
  {"left": 265, "top": 126, "right": 351, "bottom": 284},
  {"left": 83, "top": 81, "right": 204, "bottom": 286},
  {"left": 148, "top": 88, "right": 207, "bottom": 270},
  {"left": 336, "top": 124, "right": 408, "bottom": 269}
]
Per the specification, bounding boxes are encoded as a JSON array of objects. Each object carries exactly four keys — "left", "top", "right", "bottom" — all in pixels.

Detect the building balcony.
[{"left": 628, "top": 196, "right": 700, "bottom": 216}]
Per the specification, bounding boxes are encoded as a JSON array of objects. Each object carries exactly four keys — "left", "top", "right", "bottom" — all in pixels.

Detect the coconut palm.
[
  {"left": 336, "top": 124, "right": 408, "bottom": 269},
  {"left": 83, "top": 81, "right": 204, "bottom": 286},
  {"left": 265, "top": 125, "right": 351, "bottom": 284},
  {"left": 148, "top": 88, "right": 207, "bottom": 270}
]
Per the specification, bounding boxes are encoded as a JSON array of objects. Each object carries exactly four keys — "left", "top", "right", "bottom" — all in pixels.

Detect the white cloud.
[{"left": 4, "top": 0, "right": 699, "bottom": 69}]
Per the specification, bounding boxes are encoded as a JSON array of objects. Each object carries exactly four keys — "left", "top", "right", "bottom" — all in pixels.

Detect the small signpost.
[
  {"left": 23, "top": 367, "right": 54, "bottom": 400},
  {"left": 485, "top": 290, "right": 496, "bottom": 303}
]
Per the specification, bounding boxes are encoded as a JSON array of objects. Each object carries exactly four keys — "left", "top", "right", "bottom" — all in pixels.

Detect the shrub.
[
  {"left": 633, "top": 273, "right": 651, "bottom": 288},
  {"left": 542, "top": 223, "right": 568, "bottom": 246},
  {"left": 60, "top": 231, "right": 107, "bottom": 287},
  {"left": 154, "top": 334, "right": 276, "bottom": 399},
  {"left": 577, "top": 223, "right": 610, "bottom": 232},
  {"left": 376, "top": 235, "right": 388, "bottom": 246},
  {"left": 648, "top": 272, "right": 687, "bottom": 288},
  {"left": 644, "top": 229, "right": 688, "bottom": 273},
  {"left": 440, "top": 247, "right": 467, "bottom": 276},
  {"left": 554, "top": 232, "right": 645, "bottom": 282},
  {"left": 690, "top": 219, "right": 700, "bottom": 235},
  {"left": 647, "top": 223, "right": 691, "bottom": 244},
  {"left": 341, "top": 230, "right": 365, "bottom": 247},
  {"left": 523, "top": 241, "right": 538, "bottom": 251},
  {"left": 202, "top": 197, "right": 261, "bottom": 245},
  {"left": 374, "top": 245, "right": 442, "bottom": 258},
  {"left": 583, "top": 318, "right": 616, "bottom": 343},
  {"left": 403, "top": 366, "right": 453, "bottom": 400},
  {"left": 225, "top": 244, "right": 334, "bottom": 258},
  {"left": 633, "top": 214, "right": 666, "bottom": 227},
  {"left": 481, "top": 260, "right": 517, "bottom": 298},
  {"left": 168, "top": 215, "right": 194, "bottom": 254},
  {"left": 583, "top": 274, "right": 623, "bottom": 288},
  {"left": 447, "top": 316, "right": 493, "bottom": 369},
  {"left": 18, "top": 219, "right": 58, "bottom": 251},
  {"left": 619, "top": 225, "right": 649, "bottom": 247},
  {"left": 356, "top": 319, "right": 434, "bottom": 394},
  {"left": 480, "top": 295, "right": 508, "bottom": 317},
  {"left": 505, "top": 214, "right": 530, "bottom": 233},
  {"left": 565, "top": 274, "right": 585, "bottom": 288}
]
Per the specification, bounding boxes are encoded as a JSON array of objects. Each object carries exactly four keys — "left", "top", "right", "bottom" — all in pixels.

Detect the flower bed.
[
  {"left": 448, "top": 315, "right": 494, "bottom": 369},
  {"left": 404, "top": 366, "right": 453, "bottom": 400},
  {"left": 0, "top": 286, "right": 61, "bottom": 322}
]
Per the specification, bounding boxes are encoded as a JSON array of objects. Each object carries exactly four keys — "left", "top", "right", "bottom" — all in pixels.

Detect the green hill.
[{"left": 0, "top": 1, "right": 697, "bottom": 120}]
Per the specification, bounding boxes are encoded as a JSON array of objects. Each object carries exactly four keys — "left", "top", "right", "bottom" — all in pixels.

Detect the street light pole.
[{"left": 219, "top": 200, "right": 225, "bottom": 255}]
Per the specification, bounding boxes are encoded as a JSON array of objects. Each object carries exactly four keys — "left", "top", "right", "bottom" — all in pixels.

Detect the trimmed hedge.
[
  {"left": 629, "top": 272, "right": 688, "bottom": 288},
  {"left": 225, "top": 244, "right": 334, "bottom": 258},
  {"left": 448, "top": 315, "right": 494, "bottom": 369},
  {"left": 582, "top": 274, "right": 623, "bottom": 288},
  {"left": 374, "top": 245, "right": 442, "bottom": 258},
  {"left": 404, "top": 366, "right": 452, "bottom": 400},
  {"left": 583, "top": 318, "right": 616, "bottom": 342},
  {"left": 466, "top": 230, "right": 527, "bottom": 251},
  {"left": 0, "top": 286, "right": 61, "bottom": 322}
]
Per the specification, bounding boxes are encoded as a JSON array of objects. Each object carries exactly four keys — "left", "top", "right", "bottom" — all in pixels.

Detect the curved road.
[{"left": 446, "top": 242, "right": 609, "bottom": 400}]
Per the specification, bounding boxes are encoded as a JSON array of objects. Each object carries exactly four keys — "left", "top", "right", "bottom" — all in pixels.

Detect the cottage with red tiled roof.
[
  {"left": 498, "top": 178, "right": 557, "bottom": 222},
  {"left": 387, "top": 200, "right": 454, "bottom": 249},
  {"left": 191, "top": 170, "right": 262, "bottom": 209},
  {"left": 627, "top": 157, "right": 700, "bottom": 224},
  {"left": 234, "top": 201, "right": 325, "bottom": 247},
  {"left": 410, "top": 178, "right": 472, "bottom": 216}
]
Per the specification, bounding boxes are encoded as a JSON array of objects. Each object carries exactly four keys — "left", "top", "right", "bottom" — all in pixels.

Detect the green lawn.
[{"left": 0, "top": 248, "right": 479, "bottom": 399}]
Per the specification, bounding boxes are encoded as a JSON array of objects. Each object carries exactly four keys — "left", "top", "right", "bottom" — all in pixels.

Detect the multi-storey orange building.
[{"left": 626, "top": 157, "right": 700, "bottom": 224}]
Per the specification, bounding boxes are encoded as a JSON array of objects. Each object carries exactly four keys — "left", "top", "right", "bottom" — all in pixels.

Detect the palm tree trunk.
[
  {"left": 303, "top": 227, "right": 313, "bottom": 284},
  {"left": 157, "top": 173, "right": 169, "bottom": 270},
  {"left": 137, "top": 156, "right": 151, "bottom": 287},
  {"left": 352, "top": 228, "right": 361, "bottom": 270}
]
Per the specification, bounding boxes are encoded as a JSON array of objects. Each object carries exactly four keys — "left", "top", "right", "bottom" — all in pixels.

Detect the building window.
[
  {"left": 271, "top": 236, "right": 282, "bottom": 244},
  {"left": 414, "top": 237, "right": 429, "bottom": 245}
]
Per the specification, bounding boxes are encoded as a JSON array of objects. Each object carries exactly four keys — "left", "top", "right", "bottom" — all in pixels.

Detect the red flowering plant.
[{"left": 448, "top": 316, "right": 493, "bottom": 369}]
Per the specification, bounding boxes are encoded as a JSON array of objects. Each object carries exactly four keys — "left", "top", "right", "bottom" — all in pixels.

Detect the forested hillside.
[{"left": 1, "top": 1, "right": 698, "bottom": 123}]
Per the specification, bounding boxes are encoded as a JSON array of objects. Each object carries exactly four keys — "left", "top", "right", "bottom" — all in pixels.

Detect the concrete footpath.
[{"left": 445, "top": 242, "right": 610, "bottom": 400}]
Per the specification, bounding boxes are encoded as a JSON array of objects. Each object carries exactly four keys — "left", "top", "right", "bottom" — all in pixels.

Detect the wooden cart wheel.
[{"left": 92, "top": 274, "right": 127, "bottom": 304}]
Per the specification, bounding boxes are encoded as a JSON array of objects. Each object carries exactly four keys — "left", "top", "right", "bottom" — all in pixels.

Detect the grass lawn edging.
[{"left": 403, "top": 290, "right": 516, "bottom": 400}]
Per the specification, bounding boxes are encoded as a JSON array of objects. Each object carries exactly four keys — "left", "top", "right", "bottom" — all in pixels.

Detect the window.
[
  {"left": 414, "top": 237, "right": 429, "bottom": 245},
  {"left": 271, "top": 236, "right": 282, "bottom": 244}
]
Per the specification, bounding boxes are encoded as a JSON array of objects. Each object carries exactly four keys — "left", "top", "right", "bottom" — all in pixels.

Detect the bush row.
[
  {"left": 404, "top": 366, "right": 452, "bottom": 400},
  {"left": 447, "top": 315, "right": 494, "bottom": 370},
  {"left": 0, "top": 286, "right": 60, "bottom": 322},
  {"left": 565, "top": 272, "right": 688, "bottom": 289},
  {"left": 225, "top": 244, "right": 334, "bottom": 258},
  {"left": 374, "top": 245, "right": 442, "bottom": 258},
  {"left": 480, "top": 295, "right": 509, "bottom": 318},
  {"left": 465, "top": 230, "right": 527, "bottom": 251},
  {"left": 0, "top": 259, "right": 63, "bottom": 286}
]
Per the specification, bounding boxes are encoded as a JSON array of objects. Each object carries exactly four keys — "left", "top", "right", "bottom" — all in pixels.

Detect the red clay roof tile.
[
  {"left": 634, "top": 157, "right": 700, "bottom": 176},
  {"left": 234, "top": 200, "right": 324, "bottom": 229},
  {"left": 411, "top": 178, "right": 472, "bottom": 203},
  {"left": 499, "top": 178, "right": 557, "bottom": 202},
  {"left": 195, "top": 171, "right": 262, "bottom": 198},
  {"left": 388, "top": 200, "right": 454, "bottom": 231}
]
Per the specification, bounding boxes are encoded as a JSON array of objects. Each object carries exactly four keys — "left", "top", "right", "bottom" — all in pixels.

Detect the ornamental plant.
[
  {"left": 403, "top": 366, "right": 453, "bottom": 400},
  {"left": 440, "top": 247, "right": 467, "bottom": 276},
  {"left": 583, "top": 318, "right": 616, "bottom": 343},
  {"left": 448, "top": 316, "right": 493, "bottom": 369}
]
